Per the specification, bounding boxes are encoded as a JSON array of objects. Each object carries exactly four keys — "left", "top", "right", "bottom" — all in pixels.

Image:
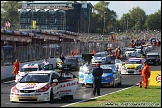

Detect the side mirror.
[{"left": 53, "top": 79, "right": 58, "bottom": 83}]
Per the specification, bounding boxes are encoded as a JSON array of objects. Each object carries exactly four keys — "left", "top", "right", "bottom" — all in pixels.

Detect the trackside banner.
[{"left": 149, "top": 71, "right": 161, "bottom": 86}]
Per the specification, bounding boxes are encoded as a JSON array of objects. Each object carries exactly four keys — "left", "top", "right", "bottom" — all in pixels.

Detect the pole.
[
  {"left": 88, "top": 11, "right": 90, "bottom": 36},
  {"left": 103, "top": 14, "right": 105, "bottom": 36}
]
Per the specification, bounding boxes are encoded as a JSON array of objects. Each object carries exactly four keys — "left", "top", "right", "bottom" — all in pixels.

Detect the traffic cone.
[{"left": 138, "top": 81, "right": 142, "bottom": 88}]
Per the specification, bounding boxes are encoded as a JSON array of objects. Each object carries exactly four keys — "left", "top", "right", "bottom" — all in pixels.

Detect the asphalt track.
[{"left": 1, "top": 46, "right": 161, "bottom": 107}]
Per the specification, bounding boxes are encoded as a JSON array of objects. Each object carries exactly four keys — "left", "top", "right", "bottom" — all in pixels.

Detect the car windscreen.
[
  {"left": 146, "top": 55, "right": 159, "bottom": 58},
  {"left": 126, "top": 48, "right": 134, "bottom": 51},
  {"left": 126, "top": 59, "right": 141, "bottom": 64},
  {"left": 20, "top": 68, "right": 38, "bottom": 72},
  {"left": 19, "top": 73, "right": 50, "bottom": 83},
  {"left": 65, "top": 58, "right": 78, "bottom": 63},
  {"left": 95, "top": 54, "right": 105, "bottom": 57},
  {"left": 103, "top": 69, "right": 112, "bottom": 73}
]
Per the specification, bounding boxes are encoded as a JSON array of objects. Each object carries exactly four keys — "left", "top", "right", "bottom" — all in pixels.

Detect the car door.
[{"left": 51, "top": 73, "right": 60, "bottom": 98}]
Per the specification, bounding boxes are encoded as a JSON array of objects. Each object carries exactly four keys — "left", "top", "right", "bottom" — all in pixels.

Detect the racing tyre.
[
  {"left": 118, "top": 76, "right": 122, "bottom": 86},
  {"left": 155, "top": 62, "right": 159, "bottom": 66},
  {"left": 61, "top": 96, "right": 66, "bottom": 100},
  {"left": 49, "top": 90, "right": 54, "bottom": 103},
  {"left": 112, "top": 79, "right": 116, "bottom": 88}
]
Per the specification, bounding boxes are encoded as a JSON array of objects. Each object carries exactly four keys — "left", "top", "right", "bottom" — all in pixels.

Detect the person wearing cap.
[
  {"left": 140, "top": 61, "right": 150, "bottom": 89},
  {"left": 92, "top": 63, "right": 103, "bottom": 96}
]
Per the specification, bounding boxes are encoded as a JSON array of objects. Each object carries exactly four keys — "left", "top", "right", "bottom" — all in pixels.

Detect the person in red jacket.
[
  {"left": 140, "top": 61, "right": 150, "bottom": 89},
  {"left": 12, "top": 59, "right": 20, "bottom": 79},
  {"left": 115, "top": 48, "right": 119, "bottom": 59},
  {"left": 92, "top": 49, "right": 96, "bottom": 56}
]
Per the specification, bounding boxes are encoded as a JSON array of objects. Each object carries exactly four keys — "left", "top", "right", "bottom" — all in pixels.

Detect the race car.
[
  {"left": 114, "top": 59, "right": 123, "bottom": 73},
  {"left": 78, "top": 63, "right": 95, "bottom": 84},
  {"left": 15, "top": 63, "right": 53, "bottom": 83},
  {"left": 10, "top": 70, "right": 78, "bottom": 102},
  {"left": 124, "top": 47, "right": 135, "bottom": 58},
  {"left": 91, "top": 52, "right": 111, "bottom": 64},
  {"left": 58, "top": 57, "right": 80, "bottom": 71},
  {"left": 145, "top": 52, "right": 161, "bottom": 65},
  {"left": 120, "top": 58, "right": 145, "bottom": 74},
  {"left": 80, "top": 64, "right": 122, "bottom": 88}
]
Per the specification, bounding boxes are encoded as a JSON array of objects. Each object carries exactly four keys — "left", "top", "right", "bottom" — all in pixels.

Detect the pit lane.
[{"left": 1, "top": 46, "right": 161, "bottom": 107}]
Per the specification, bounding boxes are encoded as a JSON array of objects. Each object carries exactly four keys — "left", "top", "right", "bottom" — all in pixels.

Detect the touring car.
[
  {"left": 91, "top": 52, "right": 111, "bottom": 64},
  {"left": 15, "top": 63, "right": 53, "bottom": 83},
  {"left": 78, "top": 63, "right": 95, "bottom": 84},
  {"left": 10, "top": 70, "right": 78, "bottom": 102},
  {"left": 120, "top": 58, "right": 145, "bottom": 74},
  {"left": 58, "top": 57, "right": 80, "bottom": 71},
  {"left": 80, "top": 64, "right": 122, "bottom": 88},
  {"left": 124, "top": 47, "right": 135, "bottom": 58},
  {"left": 145, "top": 52, "right": 161, "bottom": 65}
]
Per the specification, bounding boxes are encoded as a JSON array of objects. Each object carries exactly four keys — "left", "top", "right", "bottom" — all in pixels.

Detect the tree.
[
  {"left": 1, "top": 1, "right": 22, "bottom": 30},
  {"left": 91, "top": 1, "right": 117, "bottom": 33},
  {"left": 129, "top": 6, "right": 147, "bottom": 30},
  {"left": 145, "top": 9, "right": 161, "bottom": 30}
]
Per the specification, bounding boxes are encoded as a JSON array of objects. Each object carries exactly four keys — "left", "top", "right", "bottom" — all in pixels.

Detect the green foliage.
[
  {"left": 145, "top": 10, "right": 161, "bottom": 30},
  {"left": 1, "top": 1, "right": 21, "bottom": 29}
]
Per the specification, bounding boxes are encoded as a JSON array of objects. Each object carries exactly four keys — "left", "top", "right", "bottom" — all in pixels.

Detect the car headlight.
[
  {"left": 155, "top": 59, "right": 159, "bottom": 61},
  {"left": 102, "top": 58, "right": 106, "bottom": 60},
  {"left": 136, "top": 65, "right": 142, "bottom": 70},
  {"left": 105, "top": 76, "right": 110, "bottom": 80},
  {"left": 124, "top": 66, "right": 126, "bottom": 70}
]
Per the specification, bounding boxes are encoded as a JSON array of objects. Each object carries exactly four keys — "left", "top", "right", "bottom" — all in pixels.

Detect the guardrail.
[{"left": 1, "top": 39, "right": 130, "bottom": 80}]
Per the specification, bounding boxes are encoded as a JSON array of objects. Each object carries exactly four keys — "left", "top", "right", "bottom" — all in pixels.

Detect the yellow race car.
[{"left": 120, "top": 58, "right": 145, "bottom": 74}]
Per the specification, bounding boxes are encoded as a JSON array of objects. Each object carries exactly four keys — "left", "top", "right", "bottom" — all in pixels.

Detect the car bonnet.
[{"left": 15, "top": 83, "right": 48, "bottom": 90}]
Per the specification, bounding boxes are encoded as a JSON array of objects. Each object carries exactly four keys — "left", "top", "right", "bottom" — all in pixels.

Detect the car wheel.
[
  {"left": 61, "top": 96, "right": 66, "bottom": 100},
  {"left": 118, "top": 76, "right": 122, "bottom": 85},
  {"left": 155, "top": 62, "right": 159, "bottom": 66},
  {"left": 50, "top": 90, "right": 54, "bottom": 103},
  {"left": 112, "top": 79, "right": 116, "bottom": 88}
]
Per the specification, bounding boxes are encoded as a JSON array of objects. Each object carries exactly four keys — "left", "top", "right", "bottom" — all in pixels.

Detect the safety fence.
[{"left": 1, "top": 38, "right": 130, "bottom": 67}]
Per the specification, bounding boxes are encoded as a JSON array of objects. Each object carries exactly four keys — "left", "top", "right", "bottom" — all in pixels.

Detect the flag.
[{"left": 32, "top": 20, "right": 36, "bottom": 29}]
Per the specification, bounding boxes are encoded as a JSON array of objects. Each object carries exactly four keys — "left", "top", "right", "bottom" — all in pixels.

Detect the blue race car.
[{"left": 80, "top": 64, "right": 122, "bottom": 88}]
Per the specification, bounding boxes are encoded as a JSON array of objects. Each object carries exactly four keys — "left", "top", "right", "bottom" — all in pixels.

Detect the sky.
[
  {"left": 89, "top": 1, "right": 161, "bottom": 19},
  {"left": 25, "top": 1, "right": 161, "bottom": 19}
]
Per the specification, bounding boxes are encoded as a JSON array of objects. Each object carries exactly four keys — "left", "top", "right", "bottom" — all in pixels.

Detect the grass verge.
[{"left": 67, "top": 85, "right": 161, "bottom": 107}]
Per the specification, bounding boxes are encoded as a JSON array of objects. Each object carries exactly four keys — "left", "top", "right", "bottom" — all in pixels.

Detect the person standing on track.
[
  {"left": 115, "top": 48, "right": 119, "bottom": 59},
  {"left": 12, "top": 59, "right": 20, "bottom": 80},
  {"left": 140, "top": 61, "right": 150, "bottom": 89},
  {"left": 92, "top": 63, "right": 103, "bottom": 96}
]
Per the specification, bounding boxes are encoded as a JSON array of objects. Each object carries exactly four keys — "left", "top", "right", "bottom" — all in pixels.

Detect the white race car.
[
  {"left": 114, "top": 59, "right": 123, "bottom": 73},
  {"left": 124, "top": 47, "right": 135, "bottom": 58},
  {"left": 10, "top": 70, "right": 78, "bottom": 102},
  {"left": 91, "top": 52, "right": 111, "bottom": 64},
  {"left": 15, "top": 63, "right": 41, "bottom": 83},
  {"left": 15, "top": 63, "right": 53, "bottom": 83}
]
